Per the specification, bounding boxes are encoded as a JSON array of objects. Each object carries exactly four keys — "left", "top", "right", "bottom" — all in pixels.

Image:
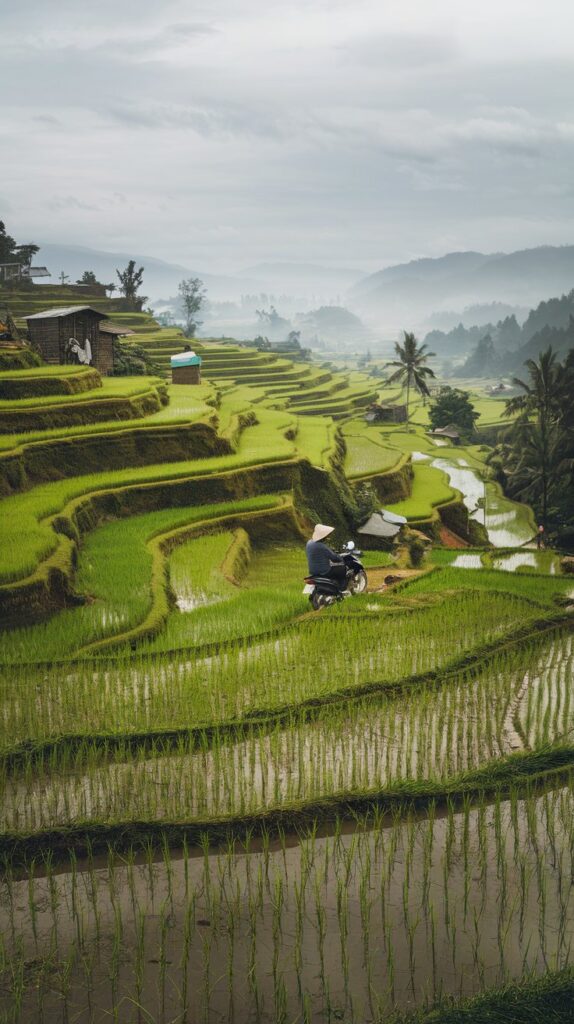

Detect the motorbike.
[{"left": 303, "top": 541, "right": 368, "bottom": 611}]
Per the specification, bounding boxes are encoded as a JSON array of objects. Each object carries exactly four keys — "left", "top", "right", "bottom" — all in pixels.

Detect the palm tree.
[
  {"left": 504, "top": 420, "right": 562, "bottom": 527},
  {"left": 385, "top": 331, "right": 436, "bottom": 429},
  {"left": 504, "top": 347, "right": 574, "bottom": 527},
  {"left": 505, "top": 347, "right": 562, "bottom": 430}
]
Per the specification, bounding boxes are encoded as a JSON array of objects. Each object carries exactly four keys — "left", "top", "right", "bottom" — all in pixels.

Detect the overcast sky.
[{"left": 3, "top": 0, "right": 574, "bottom": 272}]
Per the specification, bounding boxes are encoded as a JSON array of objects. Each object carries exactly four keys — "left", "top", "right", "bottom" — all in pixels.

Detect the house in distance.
[
  {"left": 364, "top": 402, "right": 407, "bottom": 424},
  {"left": 24, "top": 306, "right": 132, "bottom": 374}
]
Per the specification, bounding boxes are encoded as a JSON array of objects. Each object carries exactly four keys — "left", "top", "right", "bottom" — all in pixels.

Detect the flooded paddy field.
[
  {"left": 2, "top": 631, "right": 573, "bottom": 829},
  {"left": 2, "top": 382, "right": 574, "bottom": 1023},
  {"left": 2, "top": 786, "right": 574, "bottom": 1023}
]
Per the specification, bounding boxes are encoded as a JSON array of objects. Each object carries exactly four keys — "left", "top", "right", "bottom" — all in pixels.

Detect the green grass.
[
  {"left": 0, "top": 374, "right": 163, "bottom": 409},
  {"left": 0, "top": 496, "right": 285, "bottom": 663},
  {"left": 0, "top": 383, "right": 218, "bottom": 450},
  {"left": 0, "top": 409, "right": 299, "bottom": 584},
  {"left": 344, "top": 432, "right": 403, "bottom": 477},
  {"left": 0, "top": 364, "right": 96, "bottom": 379},
  {"left": 386, "top": 462, "right": 457, "bottom": 520},
  {"left": 401, "top": 564, "right": 573, "bottom": 606}
]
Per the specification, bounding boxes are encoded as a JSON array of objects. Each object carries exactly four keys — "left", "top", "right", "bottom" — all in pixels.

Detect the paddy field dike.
[{"left": 0, "top": 309, "right": 573, "bottom": 1024}]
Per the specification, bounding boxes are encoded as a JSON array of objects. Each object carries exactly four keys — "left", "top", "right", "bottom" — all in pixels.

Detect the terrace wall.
[
  {"left": 0, "top": 420, "right": 229, "bottom": 497},
  {"left": 0, "top": 455, "right": 358, "bottom": 622}
]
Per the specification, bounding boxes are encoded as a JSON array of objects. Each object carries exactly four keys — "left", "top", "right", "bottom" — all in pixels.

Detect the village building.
[
  {"left": 364, "top": 402, "right": 408, "bottom": 424},
  {"left": 427, "top": 424, "right": 461, "bottom": 444},
  {"left": 357, "top": 508, "right": 407, "bottom": 549},
  {"left": 0, "top": 263, "right": 51, "bottom": 284},
  {"left": 25, "top": 306, "right": 116, "bottom": 374}
]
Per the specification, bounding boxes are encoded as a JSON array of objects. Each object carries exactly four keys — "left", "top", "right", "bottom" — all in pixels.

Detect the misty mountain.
[
  {"left": 238, "top": 262, "right": 364, "bottom": 296},
  {"left": 352, "top": 251, "right": 490, "bottom": 295},
  {"left": 426, "top": 302, "right": 530, "bottom": 332},
  {"left": 37, "top": 243, "right": 261, "bottom": 302},
  {"left": 351, "top": 245, "right": 574, "bottom": 324},
  {"left": 450, "top": 288, "right": 574, "bottom": 376}
]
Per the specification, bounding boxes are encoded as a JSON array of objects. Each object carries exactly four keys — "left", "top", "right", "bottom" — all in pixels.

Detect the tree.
[
  {"left": 0, "top": 221, "right": 18, "bottom": 263},
  {"left": 77, "top": 270, "right": 99, "bottom": 286},
  {"left": 501, "top": 346, "right": 574, "bottom": 531},
  {"left": 456, "top": 334, "right": 499, "bottom": 377},
  {"left": 15, "top": 243, "right": 39, "bottom": 268},
  {"left": 502, "top": 419, "right": 563, "bottom": 528},
  {"left": 506, "top": 346, "right": 564, "bottom": 427},
  {"left": 178, "top": 277, "right": 206, "bottom": 337},
  {"left": 116, "top": 260, "right": 145, "bottom": 306},
  {"left": 255, "top": 306, "right": 291, "bottom": 337},
  {"left": 384, "top": 331, "right": 436, "bottom": 429},
  {"left": 429, "top": 387, "right": 479, "bottom": 438},
  {"left": 0, "top": 222, "right": 39, "bottom": 275}
]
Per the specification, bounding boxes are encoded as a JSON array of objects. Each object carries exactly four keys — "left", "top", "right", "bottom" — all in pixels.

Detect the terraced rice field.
[{"left": 1, "top": 344, "right": 573, "bottom": 1023}]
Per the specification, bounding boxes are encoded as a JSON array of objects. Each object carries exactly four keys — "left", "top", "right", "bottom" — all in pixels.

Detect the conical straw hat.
[{"left": 312, "top": 524, "right": 335, "bottom": 542}]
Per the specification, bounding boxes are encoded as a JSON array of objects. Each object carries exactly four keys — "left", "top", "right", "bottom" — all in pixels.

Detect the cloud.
[
  {"left": 3, "top": 0, "right": 574, "bottom": 272},
  {"left": 338, "top": 31, "right": 458, "bottom": 68},
  {"left": 106, "top": 101, "right": 287, "bottom": 138}
]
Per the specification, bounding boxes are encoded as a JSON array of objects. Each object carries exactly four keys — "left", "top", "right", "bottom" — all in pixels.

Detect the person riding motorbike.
[{"left": 305, "top": 524, "right": 348, "bottom": 592}]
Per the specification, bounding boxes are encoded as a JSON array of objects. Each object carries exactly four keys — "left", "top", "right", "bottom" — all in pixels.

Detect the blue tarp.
[{"left": 171, "top": 351, "right": 202, "bottom": 367}]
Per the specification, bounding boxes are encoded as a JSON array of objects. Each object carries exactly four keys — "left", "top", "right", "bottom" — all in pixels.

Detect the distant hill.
[
  {"left": 38, "top": 244, "right": 260, "bottom": 302},
  {"left": 350, "top": 245, "right": 574, "bottom": 324},
  {"left": 36, "top": 246, "right": 363, "bottom": 305},
  {"left": 238, "top": 262, "right": 364, "bottom": 296}
]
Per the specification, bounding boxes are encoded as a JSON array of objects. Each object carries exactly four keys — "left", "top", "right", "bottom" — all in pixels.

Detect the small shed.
[
  {"left": 25, "top": 306, "right": 114, "bottom": 374},
  {"left": 365, "top": 402, "right": 407, "bottom": 424},
  {"left": 171, "top": 350, "right": 202, "bottom": 385},
  {"left": 357, "top": 508, "right": 407, "bottom": 549},
  {"left": 428, "top": 424, "right": 461, "bottom": 445}
]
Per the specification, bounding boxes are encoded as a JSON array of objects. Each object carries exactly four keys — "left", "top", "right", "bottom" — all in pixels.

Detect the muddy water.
[
  {"left": 2, "top": 787, "right": 574, "bottom": 1023},
  {"left": 415, "top": 451, "right": 535, "bottom": 548}
]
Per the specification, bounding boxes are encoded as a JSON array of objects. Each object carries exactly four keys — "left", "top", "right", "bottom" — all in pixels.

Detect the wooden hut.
[
  {"left": 427, "top": 424, "right": 461, "bottom": 445},
  {"left": 24, "top": 306, "right": 114, "bottom": 373},
  {"left": 357, "top": 509, "right": 406, "bottom": 550},
  {"left": 364, "top": 402, "right": 407, "bottom": 424},
  {"left": 170, "top": 350, "right": 202, "bottom": 384}
]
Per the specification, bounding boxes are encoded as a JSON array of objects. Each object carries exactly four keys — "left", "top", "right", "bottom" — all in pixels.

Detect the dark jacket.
[{"left": 306, "top": 539, "right": 343, "bottom": 575}]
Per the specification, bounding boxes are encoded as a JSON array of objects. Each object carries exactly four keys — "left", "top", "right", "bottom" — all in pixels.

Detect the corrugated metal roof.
[
  {"left": 357, "top": 513, "right": 401, "bottom": 538},
  {"left": 99, "top": 322, "right": 135, "bottom": 336},
  {"left": 25, "top": 306, "right": 107, "bottom": 320},
  {"left": 429, "top": 424, "right": 460, "bottom": 438}
]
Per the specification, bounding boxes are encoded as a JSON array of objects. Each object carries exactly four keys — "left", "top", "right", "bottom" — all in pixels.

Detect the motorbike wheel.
[
  {"left": 311, "top": 591, "right": 335, "bottom": 611},
  {"left": 349, "top": 570, "right": 368, "bottom": 595}
]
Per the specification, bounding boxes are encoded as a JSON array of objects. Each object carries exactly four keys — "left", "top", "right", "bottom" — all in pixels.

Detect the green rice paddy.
[{"left": 1, "top": 345, "right": 573, "bottom": 1023}]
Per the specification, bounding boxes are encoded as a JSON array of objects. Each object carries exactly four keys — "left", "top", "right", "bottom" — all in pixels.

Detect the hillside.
[
  {"left": 38, "top": 243, "right": 261, "bottom": 302},
  {"left": 1, "top": 284, "right": 574, "bottom": 1024},
  {"left": 351, "top": 245, "right": 574, "bottom": 325}
]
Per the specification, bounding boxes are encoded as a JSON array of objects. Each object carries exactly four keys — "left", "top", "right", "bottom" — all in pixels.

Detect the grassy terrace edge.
[
  {"left": 0, "top": 458, "right": 302, "bottom": 618},
  {"left": 2, "top": 746, "right": 574, "bottom": 865},
  {"left": 391, "top": 966, "right": 574, "bottom": 1024}
]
